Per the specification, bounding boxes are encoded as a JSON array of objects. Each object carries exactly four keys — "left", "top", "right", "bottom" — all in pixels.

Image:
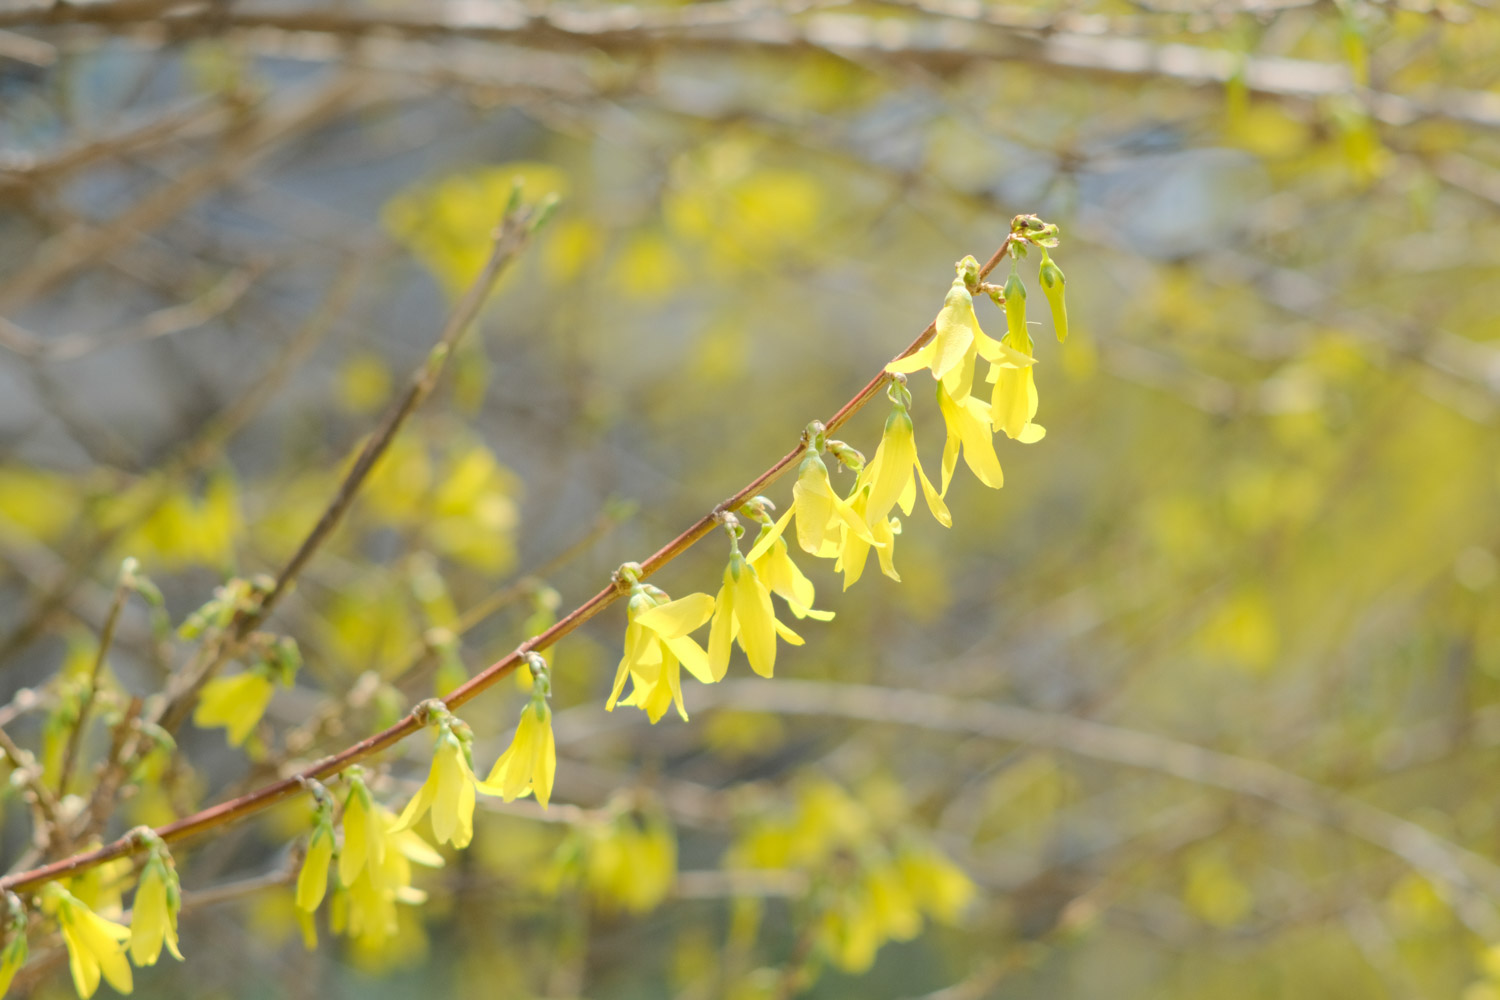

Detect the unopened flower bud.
[
  {"left": 1003, "top": 269, "right": 1030, "bottom": 351},
  {"left": 1038, "top": 252, "right": 1069, "bottom": 344}
]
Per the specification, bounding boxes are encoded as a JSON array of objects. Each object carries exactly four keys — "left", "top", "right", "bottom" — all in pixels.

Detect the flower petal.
[
  {"left": 731, "top": 564, "right": 778, "bottom": 678},
  {"left": 633, "top": 592, "right": 715, "bottom": 638},
  {"left": 745, "top": 506, "right": 794, "bottom": 563},
  {"left": 706, "top": 579, "right": 735, "bottom": 682},
  {"left": 533, "top": 711, "right": 556, "bottom": 808},
  {"left": 665, "top": 634, "right": 714, "bottom": 685},
  {"left": 884, "top": 342, "right": 935, "bottom": 375},
  {"left": 916, "top": 454, "right": 951, "bottom": 527}
]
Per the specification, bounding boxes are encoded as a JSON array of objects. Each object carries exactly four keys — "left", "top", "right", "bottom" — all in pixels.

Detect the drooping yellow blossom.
[
  {"left": 860, "top": 383, "right": 950, "bottom": 529},
  {"left": 866, "top": 862, "right": 922, "bottom": 942},
  {"left": 338, "top": 771, "right": 387, "bottom": 888},
  {"left": 192, "top": 669, "right": 275, "bottom": 746},
  {"left": 126, "top": 469, "right": 242, "bottom": 570},
  {"left": 833, "top": 485, "right": 901, "bottom": 590},
  {"left": 988, "top": 359, "right": 1044, "bottom": 442},
  {"left": 478, "top": 697, "right": 556, "bottom": 808},
  {"left": 818, "top": 860, "right": 928, "bottom": 974},
  {"left": 730, "top": 774, "right": 978, "bottom": 974},
  {"left": 743, "top": 503, "right": 834, "bottom": 621},
  {"left": 606, "top": 588, "right": 715, "bottom": 722},
  {"left": 789, "top": 448, "right": 874, "bottom": 558},
  {"left": 579, "top": 807, "right": 678, "bottom": 914},
  {"left": 394, "top": 719, "right": 477, "bottom": 848},
  {"left": 44, "top": 884, "right": 133, "bottom": 998},
  {"left": 819, "top": 888, "right": 883, "bottom": 974},
  {"left": 898, "top": 843, "right": 977, "bottom": 924},
  {"left": 296, "top": 805, "right": 337, "bottom": 914},
  {"left": 988, "top": 353, "right": 1045, "bottom": 442},
  {"left": 335, "top": 808, "right": 444, "bottom": 949},
  {"left": 129, "top": 849, "right": 183, "bottom": 966},
  {"left": 936, "top": 383, "right": 1005, "bottom": 493},
  {"left": 727, "top": 772, "right": 978, "bottom": 974},
  {"left": 886, "top": 257, "right": 1033, "bottom": 401},
  {"left": 342, "top": 867, "right": 397, "bottom": 950},
  {"left": 707, "top": 532, "right": 804, "bottom": 680},
  {"left": 989, "top": 268, "right": 1045, "bottom": 443}
]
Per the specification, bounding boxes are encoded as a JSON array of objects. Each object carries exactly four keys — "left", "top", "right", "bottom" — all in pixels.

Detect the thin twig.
[
  {"left": 0, "top": 97, "right": 223, "bottom": 190},
  {"left": 153, "top": 203, "right": 544, "bottom": 735},
  {"left": 75, "top": 696, "right": 145, "bottom": 847},
  {"left": 275, "top": 505, "right": 626, "bottom": 766},
  {"left": 54, "top": 561, "right": 134, "bottom": 800},
  {"left": 67, "top": 260, "right": 365, "bottom": 845},
  {"left": 0, "top": 233, "right": 1019, "bottom": 896},
  {"left": 397, "top": 506, "right": 628, "bottom": 691},
  {"left": 0, "top": 728, "right": 64, "bottom": 851},
  {"left": 0, "top": 264, "right": 263, "bottom": 362},
  {"left": 0, "top": 77, "right": 362, "bottom": 309}
]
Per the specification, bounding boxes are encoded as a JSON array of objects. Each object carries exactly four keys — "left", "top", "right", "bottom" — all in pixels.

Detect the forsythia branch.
[{"left": 0, "top": 228, "right": 1022, "bottom": 898}]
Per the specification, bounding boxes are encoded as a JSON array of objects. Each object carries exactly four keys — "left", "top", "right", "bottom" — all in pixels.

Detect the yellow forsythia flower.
[
  {"left": 337, "top": 809, "right": 444, "bottom": 949},
  {"left": 338, "top": 772, "right": 387, "bottom": 888},
  {"left": 193, "top": 670, "right": 275, "bottom": 746},
  {"left": 886, "top": 257, "right": 1032, "bottom": 401},
  {"left": 394, "top": 722, "right": 477, "bottom": 849},
  {"left": 744, "top": 508, "right": 833, "bottom": 621},
  {"left": 478, "top": 698, "right": 556, "bottom": 807},
  {"left": 860, "top": 386, "right": 950, "bottom": 530},
  {"left": 129, "top": 851, "right": 183, "bottom": 966},
  {"left": 989, "top": 268, "right": 1045, "bottom": 443},
  {"left": 583, "top": 809, "right": 677, "bottom": 914},
  {"left": 988, "top": 357, "right": 1044, "bottom": 443},
  {"left": 898, "top": 844, "right": 976, "bottom": 924},
  {"left": 296, "top": 818, "right": 336, "bottom": 913},
  {"left": 936, "top": 384, "right": 1005, "bottom": 493},
  {"left": 342, "top": 867, "right": 394, "bottom": 948},
  {"left": 127, "top": 470, "right": 242, "bottom": 570},
  {"left": 45, "top": 884, "right": 133, "bottom": 998},
  {"left": 884, "top": 256, "right": 1037, "bottom": 495},
  {"left": 707, "top": 543, "right": 803, "bottom": 680},
  {"left": 834, "top": 485, "right": 901, "bottom": 590},
  {"left": 789, "top": 450, "right": 874, "bottom": 558},
  {"left": 819, "top": 891, "right": 882, "bottom": 974},
  {"left": 866, "top": 863, "right": 922, "bottom": 942},
  {"left": 607, "top": 590, "right": 715, "bottom": 722}
]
